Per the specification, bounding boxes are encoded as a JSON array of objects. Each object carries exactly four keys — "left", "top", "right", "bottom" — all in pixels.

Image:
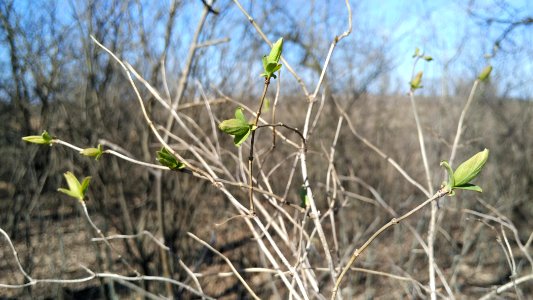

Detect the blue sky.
[
  {"left": 360, "top": 0, "right": 532, "bottom": 97},
  {"left": 2, "top": 0, "right": 531, "bottom": 99}
]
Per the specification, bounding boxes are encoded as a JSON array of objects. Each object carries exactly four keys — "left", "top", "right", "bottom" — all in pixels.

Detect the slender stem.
[
  {"left": 80, "top": 202, "right": 140, "bottom": 277},
  {"left": 105, "top": 150, "right": 168, "bottom": 170},
  {"left": 449, "top": 79, "right": 480, "bottom": 166},
  {"left": 91, "top": 36, "right": 215, "bottom": 183},
  {"left": 408, "top": 88, "right": 437, "bottom": 300},
  {"left": 479, "top": 273, "right": 533, "bottom": 300},
  {"left": 248, "top": 79, "right": 270, "bottom": 214},
  {"left": 335, "top": 100, "right": 430, "bottom": 195},
  {"left": 331, "top": 189, "right": 448, "bottom": 299},
  {"left": 92, "top": 231, "right": 169, "bottom": 250},
  {"left": 408, "top": 91, "right": 433, "bottom": 196},
  {"left": 256, "top": 123, "right": 306, "bottom": 149},
  {"left": 188, "top": 232, "right": 260, "bottom": 300},
  {"left": 0, "top": 228, "right": 33, "bottom": 282},
  {"left": 53, "top": 139, "right": 83, "bottom": 152}
]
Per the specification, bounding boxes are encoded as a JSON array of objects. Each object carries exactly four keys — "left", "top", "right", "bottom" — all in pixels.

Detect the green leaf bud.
[
  {"left": 453, "top": 148, "right": 489, "bottom": 187},
  {"left": 478, "top": 65, "right": 492, "bottom": 81}
]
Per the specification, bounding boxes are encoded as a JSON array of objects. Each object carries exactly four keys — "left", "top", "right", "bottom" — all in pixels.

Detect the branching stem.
[{"left": 331, "top": 188, "right": 449, "bottom": 299}]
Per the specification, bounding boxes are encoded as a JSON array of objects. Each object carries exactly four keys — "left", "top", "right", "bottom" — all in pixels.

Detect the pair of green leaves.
[
  {"left": 156, "top": 147, "right": 186, "bottom": 171},
  {"left": 260, "top": 38, "right": 283, "bottom": 79},
  {"left": 440, "top": 148, "right": 489, "bottom": 195},
  {"left": 218, "top": 107, "right": 255, "bottom": 147},
  {"left": 58, "top": 171, "right": 91, "bottom": 202},
  {"left": 412, "top": 47, "right": 433, "bottom": 61}
]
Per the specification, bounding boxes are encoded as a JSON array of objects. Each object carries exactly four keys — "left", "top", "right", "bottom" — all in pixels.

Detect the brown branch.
[{"left": 331, "top": 188, "right": 449, "bottom": 299}]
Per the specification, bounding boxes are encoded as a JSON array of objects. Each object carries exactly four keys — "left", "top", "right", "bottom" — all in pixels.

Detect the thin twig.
[
  {"left": 188, "top": 232, "right": 261, "bottom": 300},
  {"left": 448, "top": 79, "right": 480, "bottom": 167},
  {"left": 408, "top": 84, "right": 437, "bottom": 300},
  {"left": 256, "top": 123, "right": 306, "bottom": 150},
  {"left": 80, "top": 202, "right": 140, "bottom": 276},
  {"left": 0, "top": 228, "right": 33, "bottom": 281},
  {"left": 334, "top": 100, "right": 430, "bottom": 195},
  {"left": 479, "top": 273, "right": 533, "bottom": 300},
  {"left": 331, "top": 188, "right": 449, "bottom": 299},
  {"left": 91, "top": 231, "right": 169, "bottom": 251},
  {"left": 407, "top": 91, "right": 433, "bottom": 197},
  {"left": 90, "top": 36, "right": 216, "bottom": 184},
  {"left": 248, "top": 78, "right": 271, "bottom": 214}
]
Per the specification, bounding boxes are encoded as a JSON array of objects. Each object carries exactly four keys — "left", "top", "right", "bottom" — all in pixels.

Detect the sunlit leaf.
[
  {"left": 478, "top": 65, "right": 492, "bottom": 81},
  {"left": 267, "top": 38, "right": 283, "bottom": 65},
  {"left": 235, "top": 107, "right": 246, "bottom": 122},
  {"left": 453, "top": 149, "right": 489, "bottom": 187},
  {"left": 81, "top": 176, "right": 92, "bottom": 195},
  {"left": 22, "top": 130, "right": 53, "bottom": 145},
  {"left": 57, "top": 188, "right": 80, "bottom": 199},
  {"left": 453, "top": 183, "right": 482, "bottom": 193},
  {"left": 262, "top": 56, "right": 268, "bottom": 71},
  {"left": 57, "top": 171, "right": 91, "bottom": 201},
  {"left": 219, "top": 118, "right": 250, "bottom": 136},
  {"left": 219, "top": 108, "right": 253, "bottom": 147},
  {"left": 410, "top": 71, "right": 423, "bottom": 90},
  {"left": 261, "top": 37, "right": 283, "bottom": 79},
  {"left": 64, "top": 171, "right": 81, "bottom": 194},
  {"left": 233, "top": 128, "right": 251, "bottom": 147},
  {"left": 80, "top": 144, "right": 104, "bottom": 160},
  {"left": 412, "top": 47, "right": 420, "bottom": 58}
]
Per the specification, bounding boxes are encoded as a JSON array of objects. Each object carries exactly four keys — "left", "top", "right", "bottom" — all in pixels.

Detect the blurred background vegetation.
[{"left": 0, "top": 0, "right": 531, "bottom": 299}]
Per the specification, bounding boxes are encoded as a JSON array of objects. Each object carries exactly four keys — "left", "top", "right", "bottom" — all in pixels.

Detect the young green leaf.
[
  {"left": 423, "top": 56, "right": 433, "bottom": 62},
  {"left": 410, "top": 71, "right": 423, "bottom": 90},
  {"left": 81, "top": 176, "right": 91, "bottom": 195},
  {"left": 267, "top": 38, "right": 283, "bottom": 65},
  {"left": 22, "top": 130, "right": 53, "bottom": 145},
  {"left": 412, "top": 47, "right": 420, "bottom": 58},
  {"left": 453, "top": 148, "right": 489, "bottom": 187},
  {"left": 478, "top": 65, "right": 492, "bottom": 81},
  {"left": 80, "top": 144, "right": 104, "bottom": 160},
  {"left": 440, "top": 160, "right": 455, "bottom": 193},
  {"left": 57, "top": 171, "right": 91, "bottom": 201},
  {"left": 156, "top": 147, "right": 186, "bottom": 171},
  {"left": 233, "top": 129, "right": 252, "bottom": 147},
  {"left": 219, "top": 108, "right": 253, "bottom": 147},
  {"left": 262, "top": 56, "right": 269, "bottom": 73},
  {"left": 265, "top": 62, "right": 281, "bottom": 73},
  {"left": 261, "top": 38, "right": 283, "bottom": 79},
  {"left": 453, "top": 183, "right": 482, "bottom": 193},
  {"left": 219, "top": 118, "right": 251, "bottom": 136},
  {"left": 235, "top": 107, "right": 246, "bottom": 122}
]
